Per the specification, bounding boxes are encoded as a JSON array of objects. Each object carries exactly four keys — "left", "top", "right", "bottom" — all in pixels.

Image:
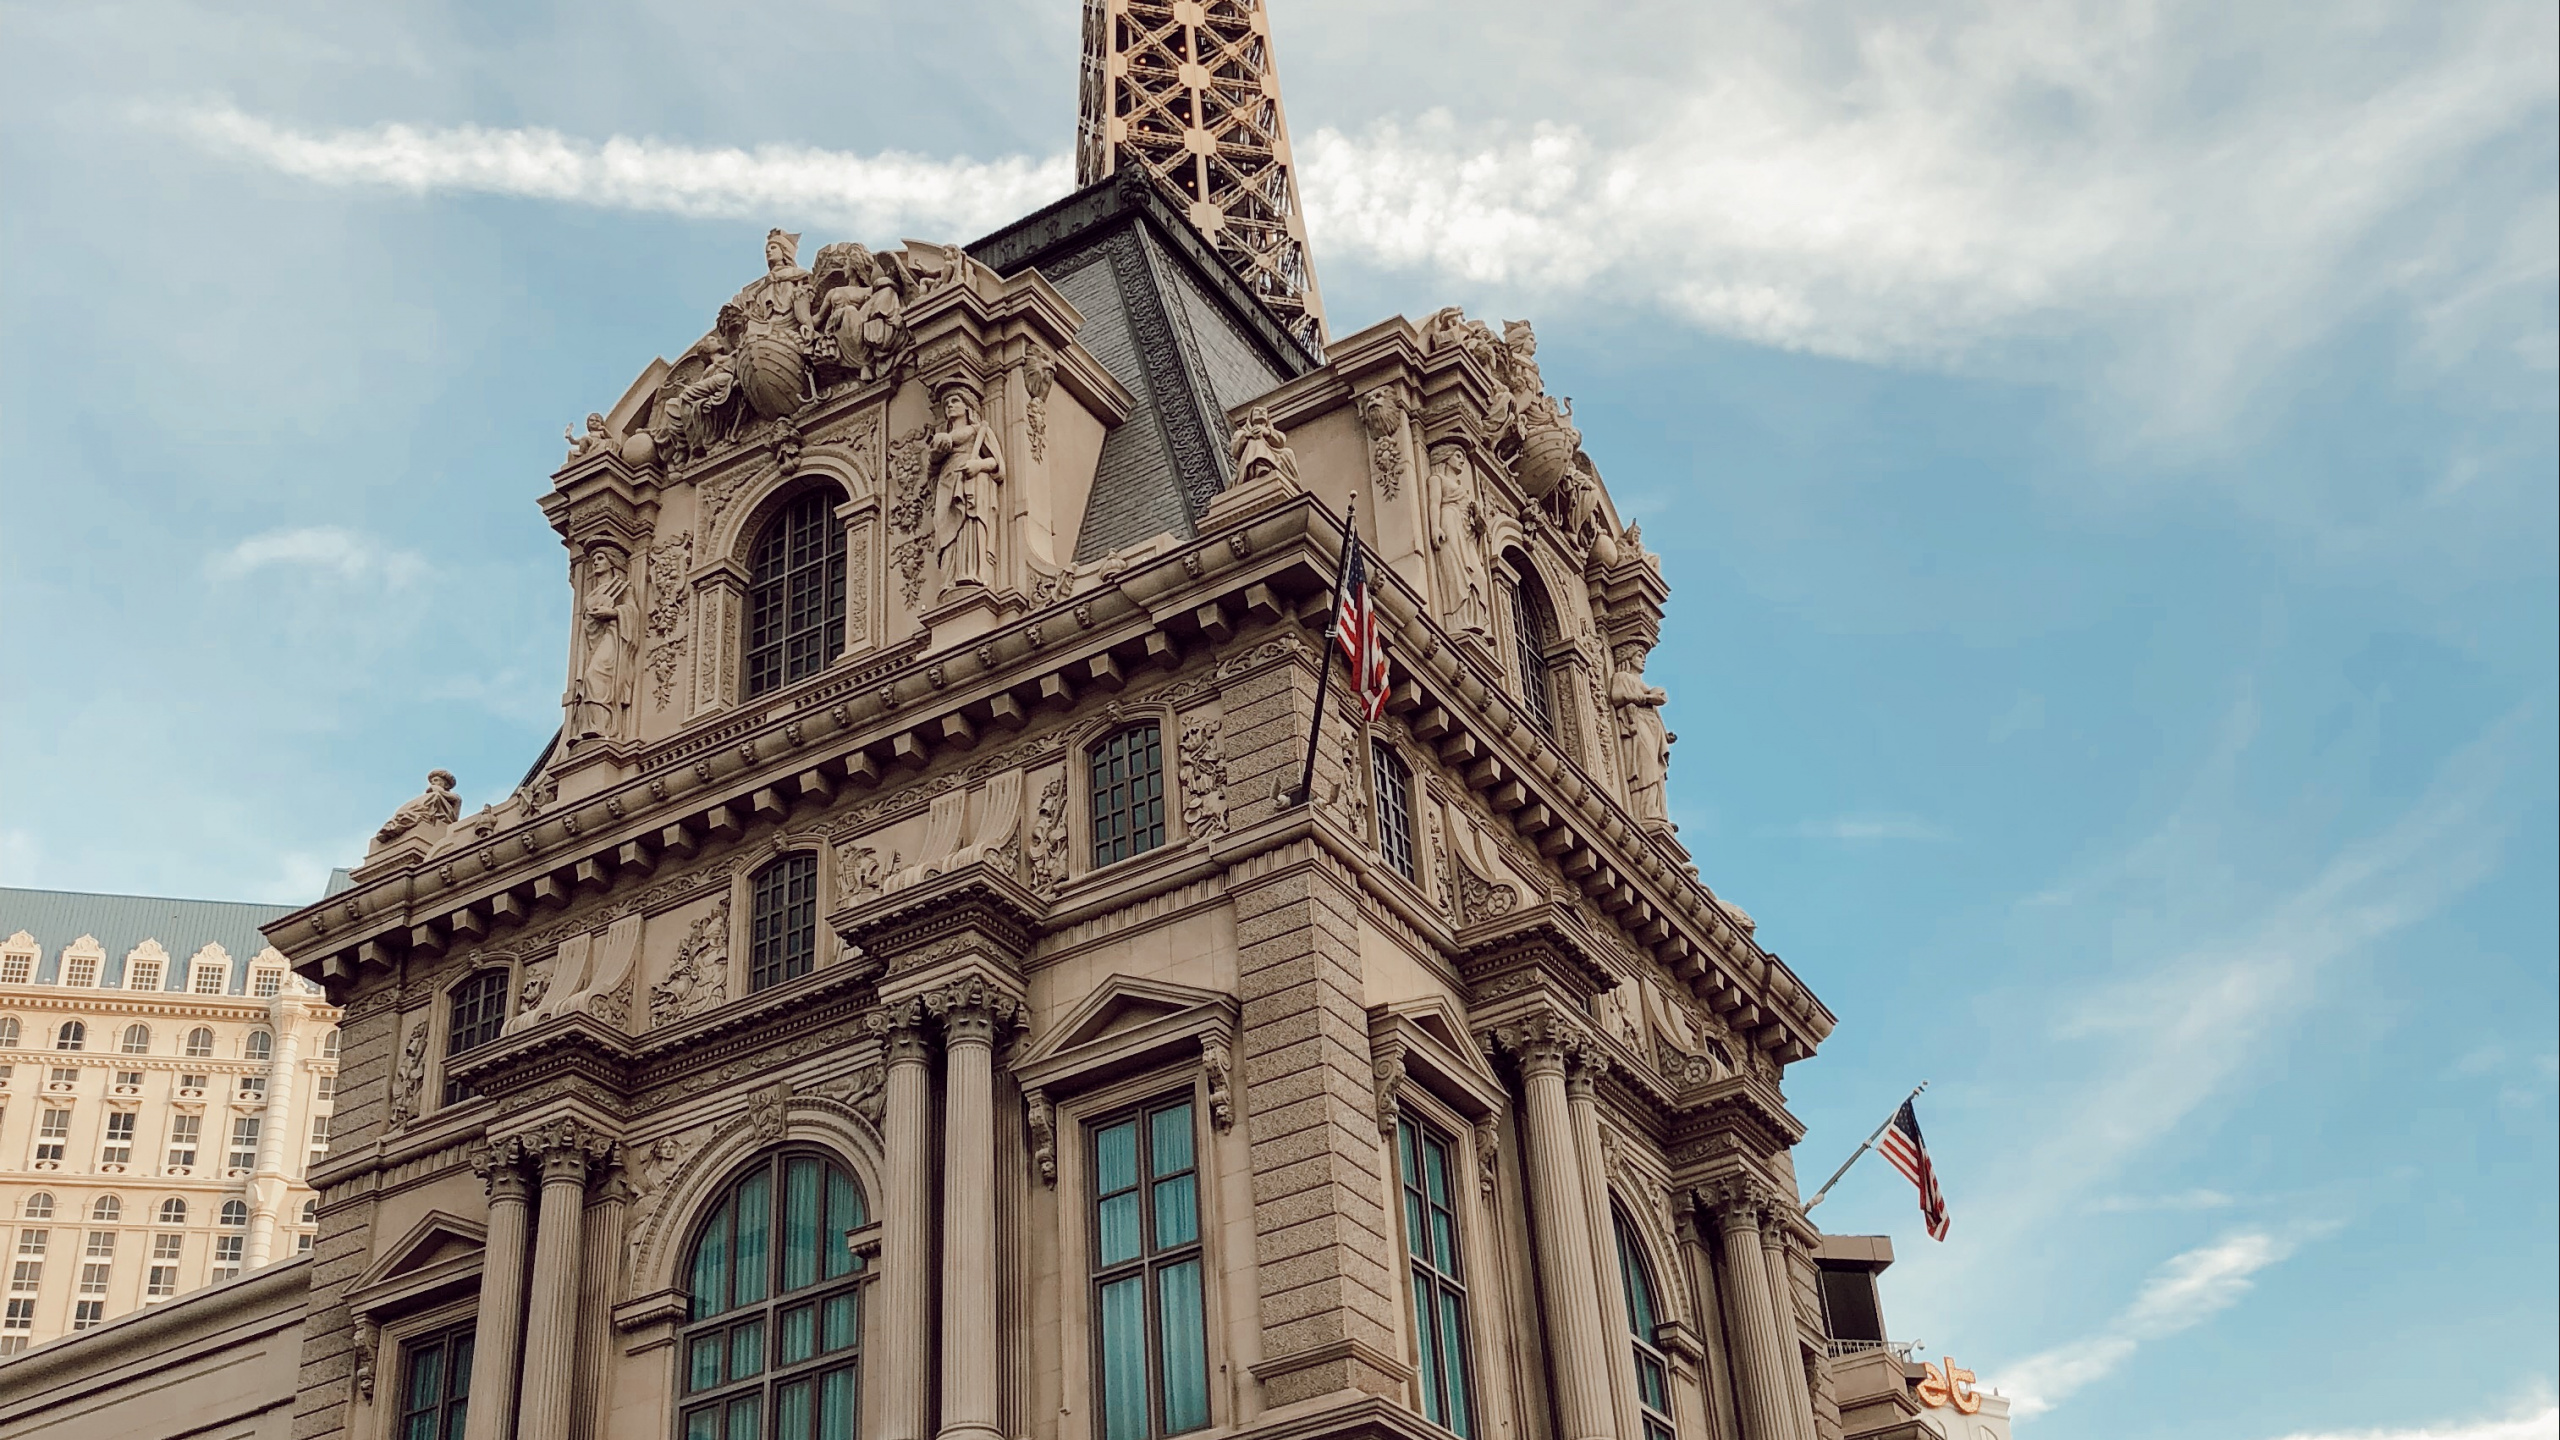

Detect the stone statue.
[
  {"left": 390, "top": 1020, "right": 429, "bottom": 1128},
  {"left": 1498, "top": 321, "right": 1546, "bottom": 411},
  {"left": 1610, "top": 642, "right": 1672, "bottom": 823},
  {"left": 371, "top": 770, "right": 460, "bottom": 854},
  {"left": 729, "top": 229, "right": 815, "bottom": 418},
  {"left": 1428, "top": 444, "right": 1492, "bottom": 638},
  {"left": 562, "top": 412, "right": 611, "bottom": 462},
  {"left": 572, "top": 546, "right": 641, "bottom": 741},
  {"left": 928, "top": 382, "right": 1006, "bottom": 598},
  {"left": 812, "top": 242, "right": 915, "bottom": 385},
  {"left": 1228, "top": 406, "right": 1300, "bottom": 488},
  {"left": 657, "top": 332, "right": 739, "bottom": 461}
]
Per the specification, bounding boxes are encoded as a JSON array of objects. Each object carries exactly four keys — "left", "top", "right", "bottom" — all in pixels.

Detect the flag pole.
[
  {"left": 1802, "top": 1080, "right": 1928, "bottom": 1212},
  {"left": 1283, "top": 494, "right": 1356, "bottom": 809}
]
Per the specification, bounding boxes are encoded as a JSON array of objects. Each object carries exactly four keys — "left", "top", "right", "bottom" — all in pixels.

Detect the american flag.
[
  {"left": 1333, "top": 530, "right": 1390, "bottom": 721},
  {"left": 1879, "top": 1097, "right": 1950, "bottom": 1241}
]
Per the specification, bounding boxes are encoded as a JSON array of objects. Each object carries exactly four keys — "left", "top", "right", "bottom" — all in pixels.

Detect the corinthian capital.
[
  {"left": 1695, "top": 1177, "right": 1772, "bottom": 1229},
  {"left": 922, "top": 973, "right": 1024, "bottom": 1046},
  {"left": 519, "top": 1115, "right": 617, "bottom": 1184},
  {"left": 866, "top": 996, "right": 935, "bottom": 1064},
  {"left": 1479, "top": 1008, "right": 1597, "bottom": 1077}
]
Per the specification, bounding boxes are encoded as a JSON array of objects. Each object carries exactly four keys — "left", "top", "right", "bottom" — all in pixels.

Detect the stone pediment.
[
  {"left": 1012, "top": 974, "right": 1236, "bottom": 1098},
  {"left": 345, "top": 1210, "right": 488, "bottom": 1320}
]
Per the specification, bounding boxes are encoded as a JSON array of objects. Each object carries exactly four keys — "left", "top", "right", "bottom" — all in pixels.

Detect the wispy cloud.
[
  {"left": 1997, "top": 1227, "right": 2322, "bottom": 1415},
  {"left": 2086, "top": 1188, "right": 2239, "bottom": 1214},
  {"left": 2263, "top": 1403, "right": 2560, "bottom": 1440},
  {"left": 205, "top": 526, "right": 428, "bottom": 586},
  {"left": 163, "top": 101, "right": 1073, "bottom": 243},
  {"left": 1787, "top": 814, "right": 1952, "bottom": 842}
]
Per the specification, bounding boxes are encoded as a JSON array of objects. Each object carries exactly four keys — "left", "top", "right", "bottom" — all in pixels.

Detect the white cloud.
[
  {"left": 2086, "top": 1188, "right": 2238, "bottom": 1213},
  {"left": 164, "top": 101, "right": 1074, "bottom": 243},
  {"left": 2263, "top": 1404, "right": 2560, "bottom": 1440},
  {"left": 206, "top": 526, "right": 428, "bottom": 586},
  {"left": 1996, "top": 1228, "right": 2315, "bottom": 1415},
  {"left": 1787, "top": 814, "right": 1953, "bottom": 842}
]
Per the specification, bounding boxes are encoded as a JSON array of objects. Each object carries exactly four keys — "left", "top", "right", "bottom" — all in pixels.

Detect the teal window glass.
[
  {"left": 1615, "top": 1210, "right": 1677, "bottom": 1440},
  {"left": 1397, "top": 1114, "right": 1476, "bottom": 1438},
  {"left": 680, "top": 1151, "right": 870, "bottom": 1440},
  {"left": 1089, "top": 1096, "right": 1211, "bottom": 1439},
  {"left": 398, "top": 1320, "right": 475, "bottom": 1440}
]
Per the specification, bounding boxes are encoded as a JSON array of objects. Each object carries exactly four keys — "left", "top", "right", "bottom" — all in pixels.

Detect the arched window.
[
  {"left": 1089, "top": 724, "right": 1166, "bottom": 866},
  {"left": 1370, "top": 743, "right": 1415, "bottom": 882},
  {"left": 244, "top": 1030, "right": 273, "bottom": 1061},
  {"left": 55, "top": 1019, "right": 85, "bottom": 1051},
  {"left": 121, "top": 1023, "right": 151, "bottom": 1055},
  {"left": 301, "top": 1198, "right": 319, "bottom": 1226},
  {"left": 184, "top": 1026, "right": 215, "bottom": 1058},
  {"left": 748, "top": 854, "right": 820, "bottom": 994},
  {"left": 445, "top": 971, "right": 511, "bottom": 1105},
  {"left": 21, "top": 1193, "right": 53, "bottom": 1220},
  {"left": 680, "top": 1150, "right": 869, "bottom": 1439},
  {"left": 323, "top": 1029, "right": 341, "bottom": 1060},
  {"left": 91, "top": 1196, "right": 121, "bottom": 1223},
  {"left": 1614, "top": 1210, "right": 1676, "bottom": 1440},
  {"left": 220, "top": 1199, "right": 249, "bottom": 1228},
  {"left": 745, "top": 490, "right": 847, "bottom": 699},
  {"left": 158, "top": 1198, "right": 188, "bottom": 1225},
  {"left": 1507, "top": 569, "right": 1557, "bottom": 735},
  {"left": 0, "top": 1016, "right": 18, "bottom": 1048}
]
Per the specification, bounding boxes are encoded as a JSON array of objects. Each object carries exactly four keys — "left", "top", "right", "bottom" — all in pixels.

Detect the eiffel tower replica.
[{"left": 1077, "top": 0, "right": 1328, "bottom": 349}]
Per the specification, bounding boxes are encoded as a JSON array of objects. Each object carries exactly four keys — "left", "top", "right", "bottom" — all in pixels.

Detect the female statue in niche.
[
  {"left": 1610, "top": 640, "right": 1673, "bottom": 823},
  {"left": 572, "top": 545, "right": 642, "bottom": 740},
  {"left": 1428, "top": 443, "right": 1492, "bottom": 638},
  {"left": 929, "top": 381, "right": 1007, "bottom": 598}
]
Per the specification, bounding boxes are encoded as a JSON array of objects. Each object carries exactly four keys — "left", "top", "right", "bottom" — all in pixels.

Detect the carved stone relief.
[
  {"left": 648, "top": 895, "right": 732, "bottom": 1030},
  {"left": 1022, "top": 348, "right": 1056, "bottom": 463},
  {"left": 644, "top": 531, "right": 694, "bottom": 711},
  {"left": 1178, "top": 713, "right": 1230, "bottom": 841},
  {"left": 1428, "top": 444, "right": 1494, "bottom": 640},
  {"left": 1357, "top": 387, "right": 1410, "bottom": 500},
  {"left": 1026, "top": 773, "right": 1070, "bottom": 897},
  {"left": 927, "top": 380, "right": 1007, "bottom": 601},
  {"left": 370, "top": 771, "right": 460, "bottom": 858},
  {"left": 390, "top": 1018, "right": 428, "bottom": 1129},
  {"left": 1227, "top": 407, "right": 1299, "bottom": 489}
]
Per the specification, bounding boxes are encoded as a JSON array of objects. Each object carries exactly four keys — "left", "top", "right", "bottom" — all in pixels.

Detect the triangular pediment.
[
  {"left": 352, "top": 1211, "right": 489, "bottom": 1297},
  {"left": 1012, "top": 974, "right": 1237, "bottom": 1096}
]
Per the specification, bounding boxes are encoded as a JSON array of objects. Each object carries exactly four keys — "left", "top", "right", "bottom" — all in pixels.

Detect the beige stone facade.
[
  {"left": 212, "top": 169, "right": 1850, "bottom": 1440},
  {"left": 0, "top": 891, "right": 339, "bottom": 1356}
]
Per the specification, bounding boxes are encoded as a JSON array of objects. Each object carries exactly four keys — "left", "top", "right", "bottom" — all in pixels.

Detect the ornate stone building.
[
  {"left": 260, "top": 166, "right": 1845, "bottom": 1440},
  {"left": 0, "top": 887, "right": 340, "bottom": 1353}
]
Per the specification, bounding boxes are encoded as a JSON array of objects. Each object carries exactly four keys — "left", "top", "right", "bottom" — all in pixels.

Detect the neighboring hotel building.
[{"left": 0, "top": 888, "right": 340, "bottom": 1353}]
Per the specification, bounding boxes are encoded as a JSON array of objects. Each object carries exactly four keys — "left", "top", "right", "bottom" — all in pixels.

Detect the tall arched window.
[
  {"left": 749, "top": 854, "right": 819, "bottom": 994},
  {"left": 323, "top": 1030, "right": 341, "bottom": 1060},
  {"left": 120, "top": 1023, "right": 150, "bottom": 1055},
  {"left": 745, "top": 490, "right": 848, "bottom": 699},
  {"left": 1370, "top": 743, "right": 1416, "bottom": 883},
  {"left": 1508, "top": 570, "right": 1557, "bottom": 735},
  {"left": 680, "top": 1150, "right": 869, "bottom": 1440},
  {"left": 0, "top": 1016, "right": 18, "bottom": 1048},
  {"left": 1614, "top": 1210, "right": 1676, "bottom": 1440},
  {"left": 55, "top": 1020, "right": 84, "bottom": 1051},
  {"left": 445, "top": 971, "right": 511, "bottom": 1105},
  {"left": 184, "top": 1026, "right": 215, "bottom": 1058},
  {"left": 1089, "top": 725, "right": 1166, "bottom": 866},
  {"left": 244, "top": 1030, "right": 273, "bottom": 1061}
]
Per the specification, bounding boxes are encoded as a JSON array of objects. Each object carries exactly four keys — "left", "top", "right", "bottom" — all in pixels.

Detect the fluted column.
[
  {"left": 1568, "top": 1053, "right": 1643, "bottom": 1440},
  {"left": 465, "top": 1156, "right": 533, "bottom": 1440},
  {"left": 932, "top": 982, "right": 1011, "bottom": 1440},
  {"left": 1759, "top": 1216, "right": 1818, "bottom": 1440},
  {"left": 1709, "top": 1191, "right": 1799, "bottom": 1440},
  {"left": 518, "top": 1127, "right": 599, "bottom": 1440},
  {"left": 574, "top": 1165, "right": 629, "bottom": 1440},
  {"left": 872, "top": 1003, "right": 935, "bottom": 1440},
  {"left": 1501, "top": 1025, "right": 1617, "bottom": 1440},
  {"left": 244, "top": 1008, "right": 305, "bottom": 1267}
]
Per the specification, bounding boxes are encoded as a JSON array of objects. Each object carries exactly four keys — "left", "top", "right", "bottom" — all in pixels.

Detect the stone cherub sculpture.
[
  {"left": 928, "top": 381, "right": 1006, "bottom": 597},
  {"left": 1228, "top": 407, "right": 1300, "bottom": 488},
  {"left": 371, "top": 770, "right": 460, "bottom": 855},
  {"left": 1610, "top": 642, "right": 1673, "bottom": 824},
  {"left": 811, "top": 242, "right": 918, "bottom": 384},
  {"left": 562, "top": 412, "right": 611, "bottom": 462}
]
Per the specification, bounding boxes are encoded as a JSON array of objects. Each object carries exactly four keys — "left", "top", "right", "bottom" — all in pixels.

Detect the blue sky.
[{"left": 3, "top": 2, "right": 2552, "bottom": 1435}]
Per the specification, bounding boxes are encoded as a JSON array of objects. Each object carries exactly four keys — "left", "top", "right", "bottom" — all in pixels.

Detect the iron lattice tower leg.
[{"left": 1077, "top": 0, "right": 1328, "bottom": 350}]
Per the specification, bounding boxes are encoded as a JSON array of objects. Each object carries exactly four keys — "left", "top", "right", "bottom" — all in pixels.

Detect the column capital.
[
  {"left": 867, "top": 996, "right": 937, "bottom": 1064},
  {"left": 921, "top": 974, "right": 1025, "bottom": 1047},
  {"left": 1480, "top": 1009, "right": 1601, "bottom": 1080},
  {"left": 476, "top": 1149, "right": 534, "bottom": 1204},
  {"left": 1696, "top": 1177, "right": 1772, "bottom": 1229}
]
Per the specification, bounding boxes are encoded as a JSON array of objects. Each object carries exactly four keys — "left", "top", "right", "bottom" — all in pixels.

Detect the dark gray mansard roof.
[
  {"left": 969, "top": 172, "right": 1319, "bottom": 563},
  {"left": 0, "top": 886, "right": 296, "bottom": 991}
]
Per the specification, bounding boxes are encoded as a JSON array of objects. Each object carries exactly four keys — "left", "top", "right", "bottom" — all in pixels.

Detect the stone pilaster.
[
  {"left": 1569, "top": 1052, "right": 1644, "bottom": 1440},
  {"left": 465, "top": 1154, "right": 534, "bottom": 1440},
  {"left": 1704, "top": 1184, "right": 1800, "bottom": 1440},
  {"left": 245, "top": 1012, "right": 305, "bottom": 1267},
  {"left": 1759, "top": 1211, "right": 1819, "bottom": 1440},
  {"left": 518, "top": 1120, "right": 610, "bottom": 1440},
  {"left": 574, "top": 1166, "right": 630, "bottom": 1440},
  {"left": 870, "top": 998, "right": 936, "bottom": 1440},
  {"left": 1228, "top": 838, "right": 1404, "bottom": 1405},
  {"left": 1488, "top": 1016, "right": 1616, "bottom": 1440},
  {"left": 928, "top": 978, "right": 1020, "bottom": 1440}
]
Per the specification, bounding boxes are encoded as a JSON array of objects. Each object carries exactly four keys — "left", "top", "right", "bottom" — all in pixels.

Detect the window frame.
[
  {"left": 1394, "top": 1109, "right": 1478, "bottom": 1438},
  {"left": 1613, "top": 1208, "right": 1677, "bottom": 1440},
  {"left": 1084, "top": 1091, "right": 1212, "bottom": 1440},
  {"left": 396, "top": 1316, "right": 478, "bottom": 1440},
  {"left": 443, "top": 969, "right": 512, "bottom": 1105},
  {"left": 1371, "top": 742, "right": 1417, "bottom": 883},
  {"left": 746, "top": 852, "right": 821, "bottom": 995},
  {"left": 743, "top": 487, "right": 849, "bottom": 700},
  {"left": 674, "top": 1146, "right": 872, "bottom": 1440},
  {"left": 1087, "top": 723, "right": 1169, "bottom": 871},
  {"left": 1504, "top": 567, "right": 1559, "bottom": 737}
]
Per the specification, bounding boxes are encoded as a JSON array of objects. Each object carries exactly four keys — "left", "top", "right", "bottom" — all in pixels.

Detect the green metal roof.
[{"left": 0, "top": 886, "right": 298, "bottom": 993}]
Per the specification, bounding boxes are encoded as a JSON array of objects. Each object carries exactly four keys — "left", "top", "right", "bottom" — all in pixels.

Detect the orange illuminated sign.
[{"left": 1917, "top": 1358, "right": 1983, "bottom": 1415}]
